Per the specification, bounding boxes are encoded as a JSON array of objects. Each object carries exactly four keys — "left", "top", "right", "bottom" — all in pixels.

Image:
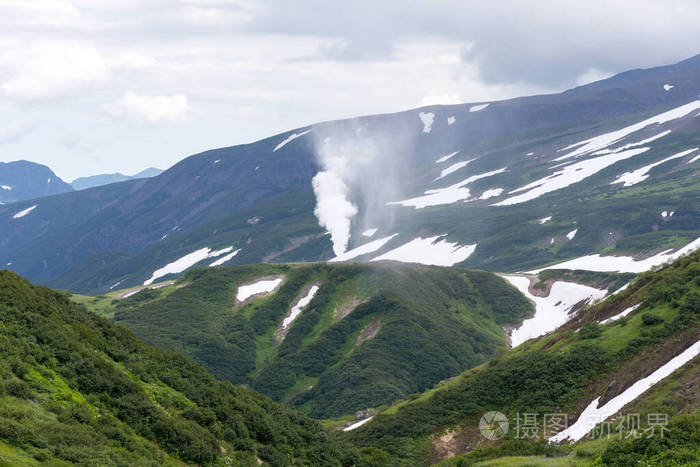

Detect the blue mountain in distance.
[
  {"left": 71, "top": 167, "right": 163, "bottom": 191},
  {"left": 0, "top": 160, "right": 73, "bottom": 204}
]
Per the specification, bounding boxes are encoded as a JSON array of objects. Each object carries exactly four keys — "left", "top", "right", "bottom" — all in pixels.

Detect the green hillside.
[
  {"left": 99, "top": 262, "right": 532, "bottom": 419},
  {"left": 0, "top": 270, "right": 369, "bottom": 466},
  {"left": 345, "top": 251, "right": 700, "bottom": 466}
]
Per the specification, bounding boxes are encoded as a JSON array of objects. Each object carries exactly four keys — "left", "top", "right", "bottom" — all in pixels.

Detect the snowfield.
[
  {"left": 591, "top": 131, "right": 671, "bottom": 156},
  {"left": 504, "top": 276, "right": 607, "bottom": 347},
  {"left": 495, "top": 147, "right": 650, "bottom": 206},
  {"left": 343, "top": 416, "right": 374, "bottom": 432},
  {"left": 479, "top": 188, "right": 504, "bottom": 199},
  {"left": 611, "top": 148, "right": 697, "bottom": 187},
  {"left": 600, "top": 304, "right": 640, "bottom": 324},
  {"left": 435, "top": 160, "right": 473, "bottom": 180},
  {"left": 556, "top": 100, "right": 700, "bottom": 161},
  {"left": 469, "top": 103, "right": 489, "bottom": 112},
  {"left": 330, "top": 234, "right": 397, "bottom": 262},
  {"left": 282, "top": 285, "right": 320, "bottom": 328},
  {"left": 273, "top": 129, "right": 311, "bottom": 152},
  {"left": 390, "top": 168, "right": 506, "bottom": 208},
  {"left": 419, "top": 111, "right": 434, "bottom": 133},
  {"left": 436, "top": 151, "right": 459, "bottom": 163},
  {"left": 144, "top": 246, "right": 235, "bottom": 285},
  {"left": 372, "top": 235, "right": 476, "bottom": 266},
  {"left": 236, "top": 277, "right": 283, "bottom": 302},
  {"left": 529, "top": 237, "right": 700, "bottom": 273},
  {"left": 549, "top": 340, "right": 700, "bottom": 443},
  {"left": 209, "top": 249, "right": 240, "bottom": 267},
  {"left": 12, "top": 205, "right": 37, "bottom": 219}
]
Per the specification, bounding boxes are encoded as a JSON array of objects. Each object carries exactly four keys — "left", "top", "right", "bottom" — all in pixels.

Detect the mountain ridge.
[
  {"left": 0, "top": 160, "right": 73, "bottom": 204},
  {"left": 0, "top": 53, "right": 698, "bottom": 292}
]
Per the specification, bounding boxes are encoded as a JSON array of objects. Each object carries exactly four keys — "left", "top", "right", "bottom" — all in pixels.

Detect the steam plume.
[{"left": 311, "top": 119, "right": 415, "bottom": 256}]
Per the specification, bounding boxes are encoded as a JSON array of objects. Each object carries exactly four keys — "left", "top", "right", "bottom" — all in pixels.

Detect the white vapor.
[
  {"left": 311, "top": 119, "right": 414, "bottom": 256},
  {"left": 312, "top": 169, "right": 358, "bottom": 256}
]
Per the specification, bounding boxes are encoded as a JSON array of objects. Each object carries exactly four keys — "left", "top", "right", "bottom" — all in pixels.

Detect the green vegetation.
[
  {"left": 108, "top": 262, "right": 532, "bottom": 419},
  {"left": 0, "top": 270, "right": 369, "bottom": 465},
  {"left": 346, "top": 250, "right": 700, "bottom": 465}
]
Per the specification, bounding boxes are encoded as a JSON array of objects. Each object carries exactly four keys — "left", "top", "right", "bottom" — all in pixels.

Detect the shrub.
[{"left": 642, "top": 313, "right": 664, "bottom": 326}]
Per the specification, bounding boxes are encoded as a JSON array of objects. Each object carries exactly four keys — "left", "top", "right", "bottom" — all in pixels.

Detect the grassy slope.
[
  {"left": 345, "top": 250, "right": 700, "bottom": 466},
  {"left": 101, "top": 262, "right": 532, "bottom": 419},
  {"left": 0, "top": 270, "right": 368, "bottom": 466}
]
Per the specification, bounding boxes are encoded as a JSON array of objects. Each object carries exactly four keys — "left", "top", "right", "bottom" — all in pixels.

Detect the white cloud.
[
  {"left": 103, "top": 92, "right": 189, "bottom": 123},
  {"left": 0, "top": 0, "right": 81, "bottom": 27},
  {"left": 0, "top": 42, "right": 106, "bottom": 100}
]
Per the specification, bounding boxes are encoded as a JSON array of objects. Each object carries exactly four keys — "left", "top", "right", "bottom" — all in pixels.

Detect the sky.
[{"left": 0, "top": 0, "right": 698, "bottom": 181}]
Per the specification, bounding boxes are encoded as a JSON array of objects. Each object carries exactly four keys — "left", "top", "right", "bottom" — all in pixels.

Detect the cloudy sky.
[{"left": 0, "top": 0, "right": 699, "bottom": 181}]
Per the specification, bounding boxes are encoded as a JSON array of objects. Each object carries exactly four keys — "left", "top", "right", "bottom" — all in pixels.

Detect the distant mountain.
[
  {"left": 71, "top": 167, "right": 163, "bottom": 190},
  {"left": 0, "top": 54, "right": 699, "bottom": 292},
  {"left": 0, "top": 160, "right": 73, "bottom": 204}
]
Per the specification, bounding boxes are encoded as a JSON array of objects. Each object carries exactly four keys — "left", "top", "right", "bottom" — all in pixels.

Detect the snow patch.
[
  {"left": 344, "top": 417, "right": 374, "bottom": 432},
  {"left": 418, "top": 112, "right": 434, "bottom": 133},
  {"left": 504, "top": 276, "right": 607, "bottom": 347},
  {"left": 1, "top": 185, "right": 11, "bottom": 190},
  {"left": 591, "top": 131, "right": 672, "bottom": 156},
  {"left": 362, "top": 228, "right": 378, "bottom": 237},
  {"left": 274, "top": 129, "right": 311, "bottom": 152},
  {"left": 496, "top": 147, "right": 650, "bottom": 205},
  {"left": 282, "top": 285, "right": 319, "bottom": 328},
  {"left": 611, "top": 148, "right": 697, "bottom": 187},
  {"left": 447, "top": 116, "right": 456, "bottom": 125},
  {"left": 549, "top": 340, "right": 700, "bottom": 443},
  {"left": 144, "top": 246, "right": 234, "bottom": 285},
  {"left": 689, "top": 153, "right": 700, "bottom": 164},
  {"left": 529, "top": 237, "right": 700, "bottom": 274},
  {"left": 663, "top": 84, "right": 674, "bottom": 91},
  {"left": 566, "top": 229, "right": 578, "bottom": 240},
  {"left": 390, "top": 168, "right": 506, "bottom": 208},
  {"left": 372, "top": 235, "right": 476, "bottom": 266},
  {"left": 209, "top": 249, "right": 240, "bottom": 267},
  {"left": 12, "top": 205, "right": 37, "bottom": 219},
  {"left": 538, "top": 216, "right": 552, "bottom": 224},
  {"left": 435, "top": 151, "right": 459, "bottom": 163},
  {"left": 469, "top": 103, "right": 489, "bottom": 112},
  {"left": 479, "top": 188, "right": 504, "bottom": 199},
  {"left": 435, "top": 160, "right": 473, "bottom": 180},
  {"left": 330, "top": 234, "right": 397, "bottom": 262},
  {"left": 555, "top": 100, "right": 700, "bottom": 161},
  {"left": 600, "top": 304, "right": 639, "bottom": 324},
  {"left": 236, "top": 278, "right": 283, "bottom": 302}
]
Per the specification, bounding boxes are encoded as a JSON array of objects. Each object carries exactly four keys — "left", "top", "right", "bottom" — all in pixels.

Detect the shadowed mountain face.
[
  {"left": 0, "top": 54, "right": 699, "bottom": 293},
  {"left": 71, "top": 167, "right": 163, "bottom": 191},
  {"left": 0, "top": 160, "right": 73, "bottom": 204}
]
